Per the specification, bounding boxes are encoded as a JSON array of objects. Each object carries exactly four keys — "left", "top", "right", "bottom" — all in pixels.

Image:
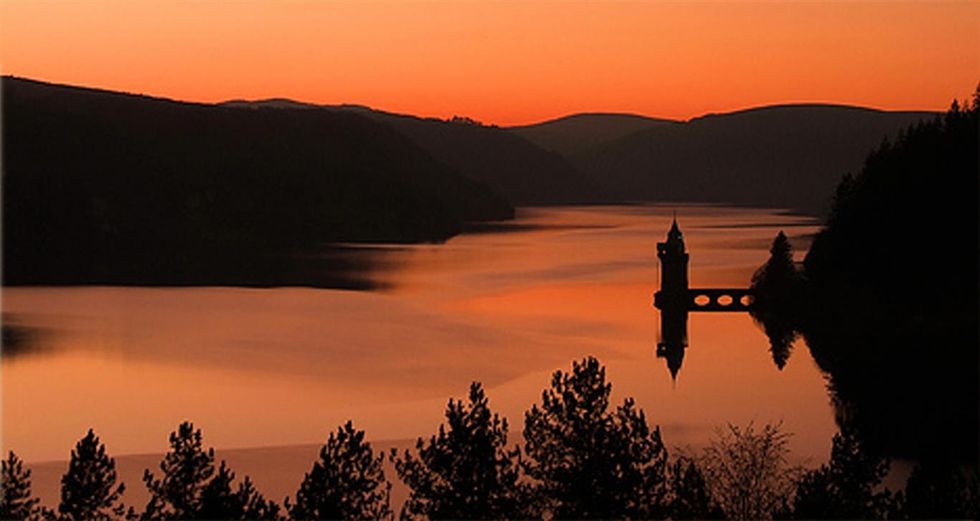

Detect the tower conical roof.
[{"left": 668, "top": 217, "right": 683, "bottom": 241}]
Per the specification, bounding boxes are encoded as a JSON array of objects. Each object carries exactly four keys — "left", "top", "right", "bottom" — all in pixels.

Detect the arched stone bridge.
[{"left": 686, "top": 288, "right": 753, "bottom": 312}]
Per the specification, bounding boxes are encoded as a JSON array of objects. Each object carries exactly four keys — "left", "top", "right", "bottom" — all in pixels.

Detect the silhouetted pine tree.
[
  {"left": 394, "top": 382, "right": 527, "bottom": 520},
  {"left": 140, "top": 421, "right": 278, "bottom": 520},
  {"left": 197, "top": 462, "right": 239, "bottom": 520},
  {"left": 750, "top": 231, "right": 801, "bottom": 369},
  {"left": 792, "top": 427, "right": 892, "bottom": 519},
  {"left": 668, "top": 457, "right": 723, "bottom": 520},
  {"left": 197, "top": 461, "right": 281, "bottom": 521},
  {"left": 522, "top": 357, "right": 669, "bottom": 519},
  {"left": 287, "top": 421, "right": 391, "bottom": 521},
  {"left": 57, "top": 430, "right": 126, "bottom": 521},
  {"left": 141, "top": 422, "right": 215, "bottom": 519},
  {"left": 898, "top": 462, "right": 979, "bottom": 520},
  {"left": 1, "top": 451, "right": 41, "bottom": 521},
  {"left": 235, "top": 477, "right": 281, "bottom": 521}
]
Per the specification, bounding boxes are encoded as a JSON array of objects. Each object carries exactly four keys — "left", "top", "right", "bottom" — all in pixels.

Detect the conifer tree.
[
  {"left": 140, "top": 421, "right": 279, "bottom": 520},
  {"left": 899, "top": 462, "right": 978, "bottom": 520},
  {"left": 1, "top": 451, "right": 40, "bottom": 521},
  {"left": 57, "top": 430, "right": 126, "bottom": 521},
  {"left": 750, "top": 231, "right": 801, "bottom": 369},
  {"left": 287, "top": 421, "right": 391, "bottom": 521},
  {"left": 141, "top": 422, "right": 215, "bottom": 519},
  {"left": 196, "top": 461, "right": 239, "bottom": 520},
  {"left": 522, "top": 357, "right": 669, "bottom": 519},
  {"left": 792, "top": 427, "right": 892, "bottom": 519},
  {"left": 236, "top": 476, "right": 281, "bottom": 521},
  {"left": 196, "top": 461, "right": 281, "bottom": 521},
  {"left": 394, "top": 382, "right": 526, "bottom": 520},
  {"left": 669, "top": 457, "right": 723, "bottom": 520}
]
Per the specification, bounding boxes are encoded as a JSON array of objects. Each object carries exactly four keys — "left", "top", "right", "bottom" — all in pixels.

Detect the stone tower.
[{"left": 655, "top": 217, "right": 689, "bottom": 309}]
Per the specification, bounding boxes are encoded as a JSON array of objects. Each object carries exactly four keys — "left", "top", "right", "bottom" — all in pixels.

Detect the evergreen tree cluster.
[
  {"left": 801, "top": 90, "right": 979, "bottom": 465},
  {"left": 749, "top": 231, "right": 803, "bottom": 370},
  {"left": 2, "top": 357, "right": 976, "bottom": 520}
]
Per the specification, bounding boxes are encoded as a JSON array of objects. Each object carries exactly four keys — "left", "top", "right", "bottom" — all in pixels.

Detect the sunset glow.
[{"left": 1, "top": 1, "right": 976, "bottom": 125}]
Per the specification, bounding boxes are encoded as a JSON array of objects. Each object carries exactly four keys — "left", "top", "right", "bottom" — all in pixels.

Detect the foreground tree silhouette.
[
  {"left": 394, "top": 382, "right": 526, "bottom": 520},
  {"left": 792, "top": 427, "right": 892, "bottom": 519},
  {"left": 142, "top": 421, "right": 278, "bottom": 520},
  {"left": 287, "top": 421, "right": 392, "bottom": 521},
  {"left": 802, "top": 91, "right": 979, "bottom": 465},
  {"left": 197, "top": 461, "right": 281, "bottom": 520},
  {"left": 1, "top": 451, "right": 41, "bottom": 520},
  {"left": 522, "top": 357, "right": 669, "bottom": 519},
  {"left": 898, "top": 462, "right": 979, "bottom": 520},
  {"left": 750, "top": 231, "right": 802, "bottom": 369},
  {"left": 668, "top": 457, "right": 723, "bottom": 520},
  {"left": 697, "top": 422, "right": 798, "bottom": 520},
  {"left": 57, "top": 430, "right": 126, "bottom": 521},
  {"left": 141, "top": 422, "right": 215, "bottom": 519}
]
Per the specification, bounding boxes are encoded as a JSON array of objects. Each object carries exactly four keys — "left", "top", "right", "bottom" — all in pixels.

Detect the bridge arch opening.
[
  {"left": 717, "top": 295, "right": 734, "bottom": 306},
  {"left": 693, "top": 295, "right": 710, "bottom": 307}
]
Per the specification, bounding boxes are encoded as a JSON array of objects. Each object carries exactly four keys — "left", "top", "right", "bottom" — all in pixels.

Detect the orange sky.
[{"left": 1, "top": 1, "right": 977, "bottom": 125}]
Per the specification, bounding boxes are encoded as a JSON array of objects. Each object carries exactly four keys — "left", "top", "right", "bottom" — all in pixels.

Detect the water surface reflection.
[{"left": 2, "top": 205, "right": 834, "bottom": 479}]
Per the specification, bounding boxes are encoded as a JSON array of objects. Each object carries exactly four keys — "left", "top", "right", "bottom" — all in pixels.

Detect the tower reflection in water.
[
  {"left": 653, "top": 218, "right": 690, "bottom": 379},
  {"left": 653, "top": 218, "right": 753, "bottom": 379}
]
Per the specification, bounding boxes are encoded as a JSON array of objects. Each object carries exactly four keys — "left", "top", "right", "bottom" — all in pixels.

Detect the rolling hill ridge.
[{"left": 2, "top": 76, "right": 513, "bottom": 286}]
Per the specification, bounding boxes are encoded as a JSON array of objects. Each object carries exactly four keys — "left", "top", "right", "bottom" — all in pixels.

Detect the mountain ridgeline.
[
  {"left": 1, "top": 76, "right": 943, "bottom": 287},
  {"left": 220, "top": 100, "right": 608, "bottom": 205},
  {"left": 514, "top": 106, "right": 935, "bottom": 214},
  {"left": 2, "top": 77, "right": 513, "bottom": 286},
  {"left": 509, "top": 112, "right": 676, "bottom": 158}
]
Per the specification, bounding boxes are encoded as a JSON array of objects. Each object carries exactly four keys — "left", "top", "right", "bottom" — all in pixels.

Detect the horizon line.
[{"left": 3, "top": 73, "right": 949, "bottom": 127}]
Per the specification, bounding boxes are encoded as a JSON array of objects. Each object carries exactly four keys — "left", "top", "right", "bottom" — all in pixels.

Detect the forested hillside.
[{"left": 2, "top": 77, "right": 513, "bottom": 285}]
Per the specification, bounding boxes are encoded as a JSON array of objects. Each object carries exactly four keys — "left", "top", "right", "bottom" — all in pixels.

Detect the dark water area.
[{"left": 2, "top": 247, "right": 388, "bottom": 290}]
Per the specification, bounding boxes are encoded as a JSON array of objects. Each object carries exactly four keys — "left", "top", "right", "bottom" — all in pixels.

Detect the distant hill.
[
  {"left": 570, "top": 104, "right": 936, "bottom": 214},
  {"left": 508, "top": 113, "right": 677, "bottom": 157},
  {"left": 2, "top": 76, "right": 513, "bottom": 286},
  {"left": 222, "top": 102, "right": 936, "bottom": 215},
  {"left": 222, "top": 100, "right": 607, "bottom": 205}
]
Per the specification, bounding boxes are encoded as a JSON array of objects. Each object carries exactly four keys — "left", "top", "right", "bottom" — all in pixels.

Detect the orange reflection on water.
[{"left": 3, "top": 205, "right": 836, "bottom": 505}]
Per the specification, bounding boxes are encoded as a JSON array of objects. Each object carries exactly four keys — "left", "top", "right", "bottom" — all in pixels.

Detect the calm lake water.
[{"left": 2, "top": 204, "right": 836, "bottom": 504}]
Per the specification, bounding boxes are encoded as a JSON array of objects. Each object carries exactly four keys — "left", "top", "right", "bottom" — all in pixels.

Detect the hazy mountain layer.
[
  {"left": 568, "top": 104, "right": 935, "bottom": 214},
  {"left": 509, "top": 112, "right": 676, "bottom": 157}
]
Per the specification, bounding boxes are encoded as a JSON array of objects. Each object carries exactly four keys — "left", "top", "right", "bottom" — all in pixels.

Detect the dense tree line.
[
  {"left": 749, "top": 91, "right": 978, "bottom": 468},
  {"left": 3, "top": 357, "right": 975, "bottom": 520},
  {"left": 802, "top": 90, "right": 979, "bottom": 466}
]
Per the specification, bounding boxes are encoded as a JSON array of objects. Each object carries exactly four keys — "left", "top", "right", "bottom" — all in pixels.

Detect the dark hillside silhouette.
[
  {"left": 573, "top": 105, "right": 934, "bottom": 214},
  {"left": 508, "top": 113, "right": 677, "bottom": 158},
  {"left": 800, "top": 94, "right": 979, "bottom": 464},
  {"left": 222, "top": 100, "right": 607, "bottom": 205},
  {"left": 2, "top": 76, "right": 513, "bottom": 286}
]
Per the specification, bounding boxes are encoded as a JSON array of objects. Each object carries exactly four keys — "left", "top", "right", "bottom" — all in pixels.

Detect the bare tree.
[{"left": 697, "top": 422, "right": 800, "bottom": 520}]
